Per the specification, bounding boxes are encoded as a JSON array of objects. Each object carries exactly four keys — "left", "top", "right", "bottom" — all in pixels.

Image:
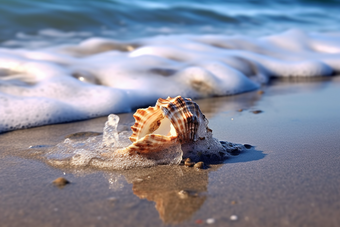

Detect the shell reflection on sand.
[
  {"left": 119, "top": 165, "right": 209, "bottom": 224},
  {"left": 46, "top": 96, "right": 245, "bottom": 169}
]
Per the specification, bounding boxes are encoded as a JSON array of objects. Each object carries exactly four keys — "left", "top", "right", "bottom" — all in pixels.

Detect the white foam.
[
  {"left": 1, "top": 29, "right": 340, "bottom": 132},
  {"left": 46, "top": 114, "right": 184, "bottom": 169}
]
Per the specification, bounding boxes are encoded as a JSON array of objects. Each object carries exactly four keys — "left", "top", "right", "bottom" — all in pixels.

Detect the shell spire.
[{"left": 156, "top": 96, "right": 205, "bottom": 142}]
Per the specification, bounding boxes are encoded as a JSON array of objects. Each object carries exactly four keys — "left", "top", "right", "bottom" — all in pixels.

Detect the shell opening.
[{"left": 152, "top": 117, "right": 177, "bottom": 137}]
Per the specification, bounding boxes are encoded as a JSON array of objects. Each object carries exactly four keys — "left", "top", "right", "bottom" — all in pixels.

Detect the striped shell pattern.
[{"left": 116, "top": 96, "right": 209, "bottom": 155}]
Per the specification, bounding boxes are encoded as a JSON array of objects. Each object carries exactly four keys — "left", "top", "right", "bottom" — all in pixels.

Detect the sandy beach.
[{"left": 1, "top": 76, "right": 340, "bottom": 227}]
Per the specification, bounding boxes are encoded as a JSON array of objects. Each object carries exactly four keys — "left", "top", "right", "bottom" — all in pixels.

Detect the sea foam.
[
  {"left": 46, "top": 114, "right": 184, "bottom": 170},
  {"left": 1, "top": 29, "right": 340, "bottom": 132}
]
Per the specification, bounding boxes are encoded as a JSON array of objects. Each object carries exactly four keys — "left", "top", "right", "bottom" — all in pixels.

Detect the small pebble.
[
  {"left": 231, "top": 200, "right": 237, "bottom": 205},
  {"left": 230, "top": 215, "right": 238, "bottom": 221},
  {"left": 206, "top": 218, "right": 215, "bottom": 224},
  {"left": 184, "top": 158, "right": 194, "bottom": 167},
  {"left": 178, "top": 190, "right": 189, "bottom": 199},
  {"left": 53, "top": 177, "right": 70, "bottom": 187},
  {"left": 194, "top": 161, "right": 204, "bottom": 169},
  {"left": 244, "top": 144, "right": 252, "bottom": 149},
  {"left": 252, "top": 110, "right": 263, "bottom": 114},
  {"left": 257, "top": 90, "right": 264, "bottom": 95},
  {"left": 237, "top": 109, "right": 243, "bottom": 112}
]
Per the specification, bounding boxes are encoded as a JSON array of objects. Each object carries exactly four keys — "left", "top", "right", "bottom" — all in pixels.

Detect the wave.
[
  {"left": 1, "top": 0, "right": 340, "bottom": 45},
  {"left": 1, "top": 29, "right": 340, "bottom": 132}
]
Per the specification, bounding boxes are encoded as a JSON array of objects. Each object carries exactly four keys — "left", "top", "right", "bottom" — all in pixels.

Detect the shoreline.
[{"left": 1, "top": 76, "right": 340, "bottom": 226}]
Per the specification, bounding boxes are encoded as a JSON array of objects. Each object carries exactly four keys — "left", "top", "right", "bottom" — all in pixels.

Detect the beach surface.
[{"left": 1, "top": 76, "right": 340, "bottom": 227}]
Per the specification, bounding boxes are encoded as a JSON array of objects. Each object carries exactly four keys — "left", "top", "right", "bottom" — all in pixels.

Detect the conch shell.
[{"left": 115, "top": 96, "right": 226, "bottom": 162}]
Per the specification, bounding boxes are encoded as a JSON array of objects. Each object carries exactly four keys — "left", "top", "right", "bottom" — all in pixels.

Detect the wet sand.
[{"left": 1, "top": 76, "right": 340, "bottom": 227}]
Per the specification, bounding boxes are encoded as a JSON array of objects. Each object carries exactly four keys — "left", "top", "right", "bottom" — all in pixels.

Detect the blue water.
[{"left": 1, "top": 0, "right": 340, "bottom": 47}]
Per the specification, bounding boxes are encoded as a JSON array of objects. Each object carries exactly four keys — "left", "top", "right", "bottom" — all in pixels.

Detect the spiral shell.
[{"left": 116, "top": 96, "right": 210, "bottom": 155}]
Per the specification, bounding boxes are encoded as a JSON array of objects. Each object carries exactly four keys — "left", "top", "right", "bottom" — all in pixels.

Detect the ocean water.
[{"left": 1, "top": 0, "right": 340, "bottom": 132}]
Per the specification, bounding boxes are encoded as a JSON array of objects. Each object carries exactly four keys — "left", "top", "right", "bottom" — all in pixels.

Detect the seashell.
[
  {"left": 115, "top": 96, "right": 227, "bottom": 162},
  {"left": 115, "top": 96, "right": 207, "bottom": 153}
]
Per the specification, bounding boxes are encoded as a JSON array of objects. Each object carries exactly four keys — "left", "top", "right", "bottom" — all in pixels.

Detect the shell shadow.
[{"left": 224, "top": 146, "right": 266, "bottom": 164}]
